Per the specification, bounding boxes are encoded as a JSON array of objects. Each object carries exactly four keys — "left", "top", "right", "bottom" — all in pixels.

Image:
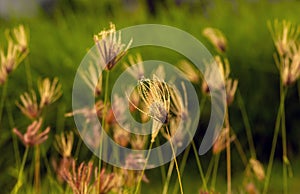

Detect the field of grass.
[{"left": 0, "top": 0, "right": 300, "bottom": 193}]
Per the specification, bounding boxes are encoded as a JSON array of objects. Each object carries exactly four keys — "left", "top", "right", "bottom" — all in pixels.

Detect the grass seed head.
[{"left": 94, "top": 23, "right": 132, "bottom": 70}]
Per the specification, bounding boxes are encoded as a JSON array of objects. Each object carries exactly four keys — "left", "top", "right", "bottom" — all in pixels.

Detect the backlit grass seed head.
[
  {"left": 12, "top": 25, "right": 28, "bottom": 53},
  {"left": 137, "top": 76, "right": 171, "bottom": 142},
  {"left": 94, "top": 168, "right": 115, "bottom": 194},
  {"left": 202, "top": 55, "right": 229, "bottom": 95},
  {"left": 13, "top": 118, "right": 50, "bottom": 147},
  {"left": 202, "top": 56, "right": 238, "bottom": 105},
  {"left": 16, "top": 90, "right": 40, "bottom": 119},
  {"left": 280, "top": 43, "right": 300, "bottom": 86},
  {"left": 54, "top": 131, "right": 74, "bottom": 158},
  {"left": 268, "top": 20, "right": 300, "bottom": 57},
  {"left": 123, "top": 53, "right": 144, "bottom": 80},
  {"left": 177, "top": 60, "right": 200, "bottom": 83},
  {"left": 38, "top": 77, "right": 62, "bottom": 108},
  {"left": 94, "top": 23, "right": 132, "bottom": 70},
  {"left": 0, "top": 39, "right": 19, "bottom": 74},
  {"left": 80, "top": 62, "right": 103, "bottom": 96},
  {"left": 61, "top": 161, "right": 94, "bottom": 194},
  {"left": 249, "top": 158, "right": 265, "bottom": 181},
  {"left": 203, "top": 27, "right": 227, "bottom": 53}
]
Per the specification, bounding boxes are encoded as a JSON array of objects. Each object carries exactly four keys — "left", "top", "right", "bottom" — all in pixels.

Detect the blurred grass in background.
[{"left": 0, "top": 0, "right": 300, "bottom": 193}]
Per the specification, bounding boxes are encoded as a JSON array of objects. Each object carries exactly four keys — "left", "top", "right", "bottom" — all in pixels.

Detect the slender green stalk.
[
  {"left": 25, "top": 57, "right": 33, "bottom": 90},
  {"left": 12, "top": 146, "right": 29, "bottom": 194},
  {"left": 172, "top": 144, "right": 191, "bottom": 194},
  {"left": 34, "top": 145, "right": 41, "bottom": 194},
  {"left": 98, "top": 71, "right": 110, "bottom": 190},
  {"left": 205, "top": 154, "right": 214, "bottom": 182},
  {"left": 211, "top": 153, "right": 220, "bottom": 190},
  {"left": 231, "top": 130, "right": 248, "bottom": 167},
  {"left": 155, "top": 138, "right": 167, "bottom": 183},
  {"left": 263, "top": 85, "right": 286, "bottom": 194},
  {"left": 191, "top": 140, "right": 208, "bottom": 191},
  {"left": 162, "top": 160, "right": 175, "bottom": 194},
  {"left": 281, "top": 87, "right": 288, "bottom": 194},
  {"left": 225, "top": 108, "right": 231, "bottom": 194},
  {"left": 134, "top": 142, "right": 154, "bottom": 194},
  {"left": 0, "top": 80, "right": 8, "bottom": 127},
  {"left": 98, "top": 71, "right": 109, "bottom": 167},
  {"left": 6, "top": 100, "right": 21, "bottom": 168},
  {"left": 237, "top": 90, "right": 256, "bottom": 159},
  {"left": 168, "top": 130, "right": 184, "bottom": 194}
]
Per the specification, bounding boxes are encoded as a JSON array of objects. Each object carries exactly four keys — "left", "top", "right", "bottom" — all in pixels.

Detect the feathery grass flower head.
[
  {"left": 13, "top": 118, "right": 50, "bottom": 147},
  {"left": 249, "top": 158, "right": 265, "bottom": 181},
  {"left": 177, "top": 60, "right": 200, "bottom": 83},
  {"left": 94, "top": 23, "right": 132, "bottom": 70},
  {"left": 137, "top": 75, "right": 171, "bottom": 142},
  {"left": 0, "top": 25, "right": 29, "bottom": 85},
  {"left": 61, "top": 160, "right": 115, "bottom": 194},
  {"left": 38, "top": 77, "right": 62, "bottom": 108},
  {"left": 94, "top": 168, "right": 115, "bottom": 194},
  {"left": 0, "top": 39, "right": 19, "bottom": 74},
  {"left": 268, "top": 20, "right": 300, "bottom": 86},
  {"left": 54, "top": 131, "right": 74, "bottom": 158},
  {"left": 280, "top": 42, "right": 300, "bottom": 86},
  {"left": 11, "top": 25, "right": 28, "bottom": 53},
  {"left": 203, "top": 27, "right": 227, "bottom": 53},
  {"left": 16, "top": 90, "right": 40, "bottom": 119},
  {"left": 202, "top": 56, "right": 238, "bottom": 105},
  {"left": 268, "top": 20, "right": 300, "bottom": 57},
  {"left": 62, "top": 161, "right": 94, "bottom": 194}
]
